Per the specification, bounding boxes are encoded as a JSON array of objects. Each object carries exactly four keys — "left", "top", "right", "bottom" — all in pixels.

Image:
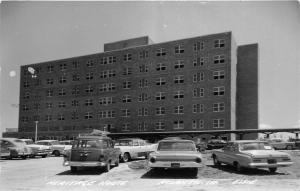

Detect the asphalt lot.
[{"left": 0, "top": 151, "right": 300, "bottom": 191}]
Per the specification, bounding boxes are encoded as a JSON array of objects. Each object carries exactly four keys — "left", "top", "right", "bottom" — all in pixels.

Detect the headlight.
[
  {"left": 150, "top": 157, "right": 156, "bottom": 163},
  {"left": 195, "top": 157, "right": 202, "bottom": 163}
]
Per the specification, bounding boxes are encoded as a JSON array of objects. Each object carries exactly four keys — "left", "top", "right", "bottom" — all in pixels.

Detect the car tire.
[
  {"left": 122, "top": 153, "right": 131, "bottom": 163},
  {"left": 191, "top": 168, "right": 198, "bottom": 177},
  {"left": 42, "top": 154, "right": 47, "bottom": 158},
  {"left": 103, "top": 162, "right": 110, "bottom": 172},
  {"left": 286, "top": 145, "right": 293, "bottom": 150},
  {"left": 70, "top": 166, "right": 77, "bottom": 172},
  {"left": 269, "top": 167, "right": 277, "bottom": 173},
  {"left": 213, "top": 155, "right": 221, "bottom": 166},
  {"left": 234, "top": 162, "right": 243, "bottom": 172},
  {"left": 53, "top": 150, "right": 60, "bottom": 157},
  {"left": 115, "top": 158, "right": 120, "bottom": 167},
  {"left": 21, "top": 155, "right": 27, "bottom": 160}
]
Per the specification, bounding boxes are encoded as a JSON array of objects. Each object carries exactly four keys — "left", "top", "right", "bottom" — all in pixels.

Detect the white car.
[
  {"left": 20, "top": 139, "right": 51, "bottom": 158},
  {"left": 36, "top": 140, "right": 66, "bottom": 156},
  {"left": 114, "top": 138, "right": 157, "bottom": 162}
]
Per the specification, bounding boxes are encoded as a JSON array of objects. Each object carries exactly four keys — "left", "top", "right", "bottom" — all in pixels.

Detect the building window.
[
  {"left": 192, "top": 120, "right": 204, "bottom": 129},
  {"left": 46, "top": 89, "right": 53, "bottom": 97},
  {"left": 139, "top": 79, "right": 148, "bottom": 88},
  {"left": 22, "top": 104, "right": 29, "bottom": 111},
  {"left": 123, "top": 53, "right": 132, "bottom": 61},
  {"left": 123, "top": 81, "right": 131, "bottom": 89},
  {"left": 71, "top": 100, "right": 79, "bottom": 107},
  {"left": 86, "top": 72, "right": 94, "bottom": 80},
  {"left": 174, "top": 105, "right": 184, "bottom": 114},
  {"left": 193, "top": 57, "right": 205, "bottom": 67},
  {"left": 72, "top": 87, "right": 80, "bottom": 95},
  {"left": 213, "top": 103, "right": 225, "bottom": 112},
  {"left": 86, "top": 59, "right": 95, "bottom": 67},
  {"left": 72, "top": 74, "right": 80, "bottom": 81},
  {"left": 139, "top": 50, "right": 149, "bottom": 59},
  {"left": 58, "top": 114, "right": 65, "bottom": 121},
  {"left": 98, "top": 110, "right": 116, "bottom": 119},
  {"left": 45, "top": 115, "right": 52, "bottom": 122},
  {"left": 213, "top": 70, "right": 225, "bottom": 80},
  {"left": 173, "top": 120, "right": 184, "bottom": 129},
  {"left": 156, "top": 77, "right": 166, "bottom": 86},
  {"left": 59, "top": 76, "right": 67, "bottom": 84},
  {"left": 156, "top": 63, "right": 167, "bottom": 71},
  {"left": 138, "top": 93, "right": 150, "bottom": 102},
  {"left": 122, "top": 95, "right": 132, "bottom": 103},
  {"left": 213, "top": 119, "right": 225, "bottom": 128},
  {"left": 24, "top": 81, "right": 29, "bottom": 88},
  {"left": 213, "top": 86, "right": 225, "bottom": 96},
  {"left": 21, "top": 116, "right": 29, "bottom": 123},
  {"left": 193, "top": 41, "right": 204, "bottom": 51},
  {"left": 155, "top": 92, "right": 166, "bottom": 101},
  {"left": 23, "top": 92, "right": 30, "bottom": 99},
  {"left": 155, "top": 121, "right": 165, "bottom": 130},
  {"left": 175, "top": 45, "right": 184, "bottom": 54},
  {"left": 139, "top": 64, "right": 149, "bottom": 73},
  {"left": 47, "top": 65, "right": 54, "bottom": 73},
  {"left": 214, "top": 39, "right": 225, "bottom": 48},
  {"left": 156, "top": 107, "right": 166, "bottom": 115},
  {"left": 60, "top": 63, "right": 67, "bottom": 71},
  {"left": 85, "top": 112, "right": 93, "bottom": 120},
  {"left": 100, "top": 56, "right": 116, "bottom": 65},
  {"left": 174, "top": 60, "right": 184, "bottom": 69},
  {"left": 123, "top": 67, "right": 132, "bottom": 75},
  {"left": 193, "top": 72, "right": 205, "bottom": 82},
  {"left": 58, "top": 101, "right": 66, "bottom": 108},
  {"left": 46, "top": 102, "right": 53, "bottom": 109},
  {"left": 72, "top": 61, "right": 79, "bottom": 69},
  {"left": 138, "top": 122, "right": 148, "bottom": 131},
  {"left": 85, "top": 99, "right": 93, "bottom": 106},
  {"left": 58, "top": 88, "right": 66, "bottom": 96},
  {"left": 193, "top": 88, "right": 204, "bottom": 98},
  {"left": 122, "top": 123, "right": 130, "bottom": 131},
  {"left": 99, "top": 83, "right": 116, "bottom": 92},
  {"left": 138, "top": 108, "right": 148, "bottom": 116},
  {"left": 213, "top": 55, "right": 225, "bottom": 64},
  {"left": 174, "top": 90, "right": 184, "bottom": 99},
  {"left": 100, "top": 70, "right": 116, "bottom": 78},
  {"left": 121, "top": 109, "right": 130, "bottom": 117},
  {"left": 71, "top": 112, "right": 79, "bottom": 120},
  {"left": 99, "top": 97, "right": 114, "bottom": 105},
  {"left": 174, "top": 75, "right": 184, "bottom": 84},
  {"left": 193, "top": 104, "right": 204, "bottom": 113},
  {"left": 47, "top": 78, "right": 54, "bottom": 85},
  {"left": 156, "top": 48, "right": 166, "bottom": 56},
  {"left": 85, "top": 85, "right": 94, "bottom": 94}
]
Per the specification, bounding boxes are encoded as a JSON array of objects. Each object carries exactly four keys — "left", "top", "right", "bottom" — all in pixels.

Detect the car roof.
[
  {"left": 230, "top": 140, "right": 268, "bottom": 143},
  {"left": 0, "top": 138, "right": 20, "bottom": 141},
  {"left": 117, "top": 138, "right": 143, "bottom": 141},
  {"left": 158, "top": 139, "right": 194, "bottom": 143},
  {"left": 77, "top": 136, "right": 111, "bottom": 140},
  {"left": 36, "top": 140, "right": 59, "bottom": 142}
]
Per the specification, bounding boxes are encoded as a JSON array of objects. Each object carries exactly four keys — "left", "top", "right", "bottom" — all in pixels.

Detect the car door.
[{"left": 220, "top": 143, "right": 234, "bottom": 164}]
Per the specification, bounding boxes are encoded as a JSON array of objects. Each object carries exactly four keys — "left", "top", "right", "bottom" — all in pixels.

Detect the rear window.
[
  {"left": 157, "top": 141, "right": 196, "bottom": 151},
  {"left": 73, "top": 139, "right": 107, "bottom": 148}
]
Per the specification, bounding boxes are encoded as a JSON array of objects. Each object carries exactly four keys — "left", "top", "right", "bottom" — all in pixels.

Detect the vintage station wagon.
[{"left": 63, "top": 135, "right": 121, "bottom": 172}]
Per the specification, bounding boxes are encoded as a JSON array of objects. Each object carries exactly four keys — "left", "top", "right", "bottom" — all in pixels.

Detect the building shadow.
[
  {"left": 141, "top": 168, "right": 198, "bottom": 179},
  {"left": 207, "top": 164, "right": 288, "bottom": 176}
]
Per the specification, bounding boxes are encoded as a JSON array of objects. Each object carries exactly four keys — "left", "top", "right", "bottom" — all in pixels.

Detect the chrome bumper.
[
  {"left": 248, "top": 161, "right": 293, "bottom": 168},
  {"left": 63, "top": 161, "right": 106, "bottom": 167},
  {"left": 148, "top": 161, "right": 203, "bottom": 168}
]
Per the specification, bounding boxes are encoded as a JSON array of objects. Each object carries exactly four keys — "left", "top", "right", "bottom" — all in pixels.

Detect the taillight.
[
  {"left": 150, "top": 157, "right": 156, "bottom": 163},
  {"left": 195, "top": 157, "right": 202, "bottom": 163}
]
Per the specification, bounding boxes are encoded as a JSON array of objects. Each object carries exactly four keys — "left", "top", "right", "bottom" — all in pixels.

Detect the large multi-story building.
[{"left": 5, "top": 31, "right": 259, "bottom": 141}]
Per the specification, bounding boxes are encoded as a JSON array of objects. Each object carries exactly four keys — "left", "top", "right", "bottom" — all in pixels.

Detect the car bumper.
[
  {"left": 148, "top": 161, "right": 203, "bottom": 168},
  {"left": 248, "top": 161, "right": 293, "bottom": 168},
  {"left": 63, "top": 161, "right": 106, "bottom": 167}
]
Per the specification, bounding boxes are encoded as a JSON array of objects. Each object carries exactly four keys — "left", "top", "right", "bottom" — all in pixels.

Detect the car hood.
[{"left": 241, "top": 150, "right": 290, "bottom": 157}]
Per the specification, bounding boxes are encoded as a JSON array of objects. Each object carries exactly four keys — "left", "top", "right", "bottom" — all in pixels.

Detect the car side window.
[
  {"left": 133, "top": 141, "right": 139, "bottom": 146},
  {"left": 140, "top": 141, "right": 145, "bottom": 146}
]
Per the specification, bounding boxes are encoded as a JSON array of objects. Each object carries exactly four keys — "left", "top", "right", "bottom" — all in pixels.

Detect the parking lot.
[{"left": 1, "top": 150, "right": 300, "bottom": 191}]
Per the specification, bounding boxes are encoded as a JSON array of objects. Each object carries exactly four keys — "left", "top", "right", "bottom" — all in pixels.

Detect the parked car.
[
  {"left": 196, "top": 142, "right": 207, "bottom": 152},
  {"left": 206, "top": 139, "right": 227, "bottom": 150},
  {"left": 63, "top": 135, "right": 121, "bottom": 172},
  {"left": 212, "top": 140, "right": 293, "bottom": 173},
  {"left": 0, "top": 138, "right": 31, "bottom": 159},
  {"left": 20, "top": 139, "right": 51, "bottom": 158},
  {"left": 59, "top": 140, "right": 74, "bottom": 155},
  {"left": 148, "top": 139, "right": 203, "bottom": 177},
  {"left": 266, "top": 139, "right": 295, "bottom": 150},
  {"left": 114, "top": 138, "right": 157, "bottom": 162},
  {"left": 35, "top": 140, "right": 65, "bottom": 156}
]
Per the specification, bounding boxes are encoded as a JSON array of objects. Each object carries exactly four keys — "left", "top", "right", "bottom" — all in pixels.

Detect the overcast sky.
[{"left": 0, "top": 1, "right": 299, "bottom": 136}]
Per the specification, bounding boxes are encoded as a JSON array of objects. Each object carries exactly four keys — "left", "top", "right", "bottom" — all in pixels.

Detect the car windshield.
[
  {"left": 36, "top": 142, "right": 49, "bottom": 146},
  {"left": 115, "top": 140, "right": 133, "bottom": 146},
  {"left": 157, "top": 141, "right": 196, "bottom": 151},
  {"left": 240, "top": 142, "right": 272, "bottom": 151},
  {"left": 73, "top": 139, "right": 106, "bottom": 148},
  {"left": 22, "top": 140, "right": 33, "bottom": 145},
  {"left": 14, "top": 139, "right": 27, "bottom": 146}
]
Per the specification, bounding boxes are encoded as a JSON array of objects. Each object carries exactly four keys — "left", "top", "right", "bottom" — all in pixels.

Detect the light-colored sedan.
[
  {"left": 36, "top": 140, "right": 66, "bottom": 156},
  {"left": 212, "top": 140, "right": 293, "bottom": 173},
  {"left": 0, "top": 138, "right": 31, "bottom": 159},
  {"left": 20, "top": 139, "right": 51, "bottom": 158},
  {"left": 148, "top": 139, "right": 203, "bottom": 177}
]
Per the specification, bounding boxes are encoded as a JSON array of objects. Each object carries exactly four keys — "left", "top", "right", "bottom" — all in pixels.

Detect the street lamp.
[{"left": 35, "top": 121, "right": 38, "bottom": 142}]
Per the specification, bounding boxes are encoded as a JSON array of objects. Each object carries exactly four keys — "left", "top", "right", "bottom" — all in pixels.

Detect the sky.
[{"left": 0, "top": 1, "right": 299, "bottom": 137}]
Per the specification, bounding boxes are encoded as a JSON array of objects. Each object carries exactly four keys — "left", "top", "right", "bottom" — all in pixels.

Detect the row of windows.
[
  {"left": 22, "top": 87, "right": 224, "bottom": 102},
  {"left": 24, "top": 39, "right": 225, "bottom": 75},
  {"left": 20, "top": 118, "right": 225, "bottom": 130}
]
